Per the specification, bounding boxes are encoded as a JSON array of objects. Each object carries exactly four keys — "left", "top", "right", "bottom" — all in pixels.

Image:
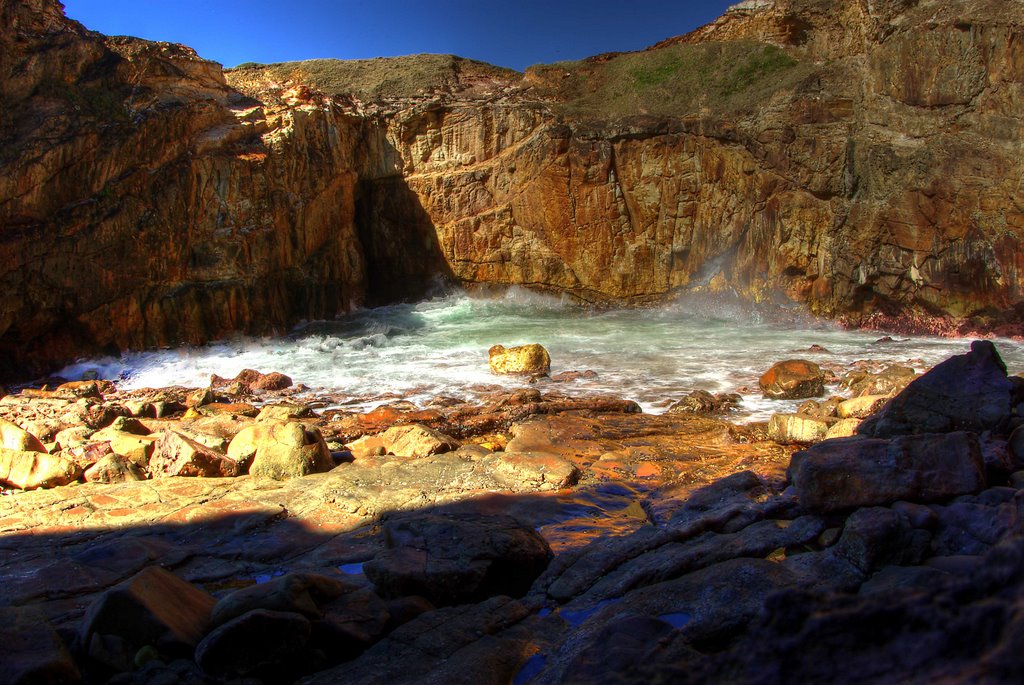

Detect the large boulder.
[
  {"left": 759, "top": 360, "right": 825, "bottom": 400},
  {"left": 0, "top": 419, "right": 46, "bottom": 452},
  {"left": 195, "top": 609, "right": 311, "bottom": 678},
  {"left": 210, "top": 573, "right": 353, "bottom": 627},
  {"left": 859, "top": 340, "right": 1021, "bottom": 438},
  {"left": 792, "top": 432, "right": 986, "bottom": 513},
  {"left": 488, "top": 344, "right": 551, "bottom": 376},
  {"left": 149, "top": 431, "right": 241, "bottom": 478},
  {"left": 346, "top": 423, "right": 460, "bottom": 459},
  {"left": 84, "top": 453, "right": 146, "bottom": 483},
  {"left": 768, "top": 414, "right": 832, "bottom": 445},
  {"left": 228, "top": 421, "right": 333, "bottom": 480},
  {"left": 80, "top": 566, "right": 216, "bottom": 671},
  {"left": 481, "top": 451, "right": 581, "bottom": 491},
  {"left": 0, "top": 608, "right": 80, "bottom": 685},
  {"left": 211, "top": 368, "right": 293, "bottom": 393},
  {"left": 0, "top": 448, "right": 82, "bottom": 490},
  {"left": 364, "top": 512, "right": 552, "bottom": 606}
]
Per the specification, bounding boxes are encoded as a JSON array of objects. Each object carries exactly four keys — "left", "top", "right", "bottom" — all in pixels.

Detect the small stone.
[
  {"left": 667, "top": 390, "right": 741, "bottom": 415},
  {"left": 825, "top": 418, "right": 861, "bottom": 439},
  {"left": 759, "top": 360, "right": 825, "bottom": 400},
  {"left": 488, "top": 344, "right": 551, "bottom": 376},
  {"left": 257, "top": 403, "right": 313, "bottom": 422},
  {"left": 483, "top": 451, "right": 580, "bottom": 491},
  {"left": 185, "top": 387, "right": 215, "bottom": 408}
]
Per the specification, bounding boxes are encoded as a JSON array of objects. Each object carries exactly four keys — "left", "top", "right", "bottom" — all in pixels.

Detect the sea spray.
[{"left": 59, "top": 289, "right": 1024, "bottom": 421}]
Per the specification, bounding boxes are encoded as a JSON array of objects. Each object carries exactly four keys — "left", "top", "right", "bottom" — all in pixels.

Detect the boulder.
[
  {"left": 228, "top": 421, "right": 333, "bottom": 480},
  {"left": 488, "top": 344, "right": 551, "bottom": 376},
  {"left": 149, "top": 431, "right": 241, "bottom": 478},
  {"left": 793, "top": 432, "right": 986, "bottom": 513},
  {"left": 482, "top": 451, "right": 581, "bottom": 491},
  {"left": 825, "top": 418, "right": 862, "bottom": 439},
  {"left": 759, "top": 360, "right": 825, "bottom": 400},
  {"left": 312, "top": 587, "right": 392, "bottom": 660},
  {"left": 364, "top": 512, "right": 552, "bottom": 606},
  {"left": 843, "top": 365, "right": 917, "bottom": 397},
  {"left": 195, "top": 609, "right": 311, "bottom": 678},
  {"left": 84, "top": 453, "right": 147, "bottom": 483},
  {"left": 667, "top": 390, "right": 741, "bottom": 414},
  {"left": 256, "top": 403, "right": 314, "bottom": 422},
  {"left": 212, "top": 369, "right": 293, "bottom": 393},
  {"left": 859, "top": 340, "right": 1020, "bottom": 438},
  {"left": 0, "top": 608, "right": 80, "bottom": 685},
  {"left": 837, "top": 395, "right": 889, "bottom": 419},
  {"left": 81, "top": 566, "right": 216, "bottom": 670},
  {"left": 210, "top": 573, "right": 354, "bottom": 627},
  {"left": 0, "top": 419, "right": 46, "bottom": 452},
  {"left": 102, "top": 431, "right": 159, "bottom": 468},
  {"left": 347, "top": 423, "right": 460, "bottom": 459},
  {"left": 768, "top": 414, "right": 831, "bottom": 444},
  {"left": 0, "top": 448, "right": 82, "bottom": 489}
]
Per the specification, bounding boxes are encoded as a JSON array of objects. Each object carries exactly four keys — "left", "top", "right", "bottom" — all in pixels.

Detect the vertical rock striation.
[
  {"left": 2, "top": 0, "right": 1024, "bottom": 378},
  {"left": 0, "top": 0, "right": 366, "bottom": 377}
]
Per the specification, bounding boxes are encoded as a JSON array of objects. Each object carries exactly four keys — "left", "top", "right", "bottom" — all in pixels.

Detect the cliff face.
[
  {"left": 0, "top": 0, "right": 366, "bottom": 377},
  {"left": 1, "top": 0, "right": 1023, "bottom": 377},
  {"left": 352, "top": 0, "right": 1024, "bottom": 326}
]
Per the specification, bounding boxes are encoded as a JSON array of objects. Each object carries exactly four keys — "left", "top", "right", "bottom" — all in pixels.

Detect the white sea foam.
[{"left": 59, "top": 290, "right": 1024, "bottom": 422}]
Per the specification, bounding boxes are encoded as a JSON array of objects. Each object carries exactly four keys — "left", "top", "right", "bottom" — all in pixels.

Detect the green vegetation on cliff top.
[
  {"left": 530, "top": 41, "right": 809, "bottom": 119},
  {"left": 228, "top": 54, "right": 522, "bottom": 101},
  {"left": 228, "top": 41, "right": 807, "bottom": 121}
]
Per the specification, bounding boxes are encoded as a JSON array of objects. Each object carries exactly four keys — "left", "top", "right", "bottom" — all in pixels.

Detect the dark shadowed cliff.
[{"left": 2, "top": 0, "right": 1024, "bottom": 377}]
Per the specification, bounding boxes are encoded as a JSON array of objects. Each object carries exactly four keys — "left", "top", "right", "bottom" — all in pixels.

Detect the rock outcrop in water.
[{"left": 3, "top": 0, "right": 1024, "bottom": 376}]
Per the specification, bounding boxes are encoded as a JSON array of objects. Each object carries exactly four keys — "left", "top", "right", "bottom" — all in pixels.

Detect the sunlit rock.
[
  {"left": 228, "top": 421, "right": 333, "bottom": 479},
  {"left": 759, "top": 360, "right": 825, "bottom": 400},
  {"left": 0, "top": 447, "right": 82, "bottom": 489},
  {"left": 488, "top": 344, "right": 551, "bottom": 376}
]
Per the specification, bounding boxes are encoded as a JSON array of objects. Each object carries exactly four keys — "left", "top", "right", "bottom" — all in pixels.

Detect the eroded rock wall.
[
  {"left": 0, "top": 0, "right": 367, "bottom": 377},
  {"left": 3, "top": 0, "right": 1024, "bottom": 378}
]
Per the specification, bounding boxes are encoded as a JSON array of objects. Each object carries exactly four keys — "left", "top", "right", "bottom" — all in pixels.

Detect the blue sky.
[{"left": 61, "top": 1, "right": 737, "bottom": 72}]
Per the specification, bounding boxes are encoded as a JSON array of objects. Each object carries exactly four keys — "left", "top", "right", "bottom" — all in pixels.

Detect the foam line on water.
[{"left": 59, "top": 291, "right": 1024, "bottom": 422}]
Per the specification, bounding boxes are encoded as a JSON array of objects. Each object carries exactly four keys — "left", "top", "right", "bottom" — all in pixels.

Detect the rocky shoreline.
[{"left": 2, "top": 341, "right": 1023, "bottom": 682}]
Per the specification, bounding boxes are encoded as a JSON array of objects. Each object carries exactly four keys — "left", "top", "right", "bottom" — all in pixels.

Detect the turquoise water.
[{"left": 61, "top": 288, "right": 1024, "bottom": 421}]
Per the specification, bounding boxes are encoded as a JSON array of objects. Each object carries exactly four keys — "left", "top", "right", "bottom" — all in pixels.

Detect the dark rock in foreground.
[{"left": 860, "top": 340, "right": 1022, "bottom": 438}]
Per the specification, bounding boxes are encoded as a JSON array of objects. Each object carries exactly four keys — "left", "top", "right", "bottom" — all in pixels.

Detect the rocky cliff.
[
  {"left": 2, "top": 0, "right": 1024, "bottom": 378},
  {"left": 0, "top": 0, "right": 367, "bottom": 378}
]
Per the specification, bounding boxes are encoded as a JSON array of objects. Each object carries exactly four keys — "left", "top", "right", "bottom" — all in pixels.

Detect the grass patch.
[
  {"left": 529, "top": 41, "right": 809, "bottom": 121},
  {"left": 227, "top": 54, "right": 522, "bottom": 101},
  {"left": 719, "top": 45, "right": 798, "bottom": 96}
]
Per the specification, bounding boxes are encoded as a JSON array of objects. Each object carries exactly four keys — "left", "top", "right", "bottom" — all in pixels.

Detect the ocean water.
[{"left": 60, "top": 288, "right": 1024, "bottom": 422}]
